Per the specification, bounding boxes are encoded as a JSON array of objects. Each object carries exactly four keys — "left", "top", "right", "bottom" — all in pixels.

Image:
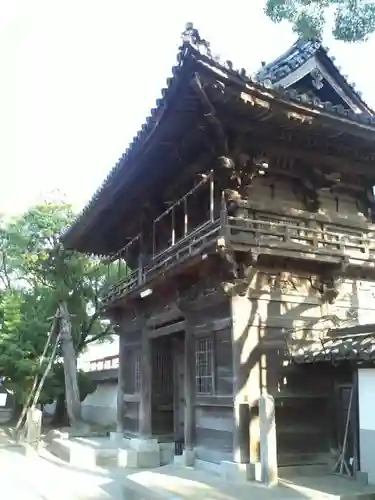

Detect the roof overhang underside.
[{"left": 63, "top": 50, "right": 375, "bottom": 256}]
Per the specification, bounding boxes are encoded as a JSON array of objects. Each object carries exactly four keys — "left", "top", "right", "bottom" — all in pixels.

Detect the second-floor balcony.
[
  {"left": 103, "top": 174, "right": 375, "bottom": 306},
  {"left": 224, "top": 201, "right": 375, "bottom": 265}
]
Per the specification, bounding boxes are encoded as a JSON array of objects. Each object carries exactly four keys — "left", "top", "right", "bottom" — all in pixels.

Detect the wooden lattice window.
[{"left": 195, "top": 336, "right": 214, "bottom": 394}]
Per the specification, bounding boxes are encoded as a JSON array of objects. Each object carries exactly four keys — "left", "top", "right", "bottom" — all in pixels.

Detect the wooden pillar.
[
  {"left": 259, "top": 393, "right": 278, "bottom": 486},
  {"left": 139, "top": 325, "right": 152, "bottom": 438},
  {"left": 116, "top": 333, "right": 125, "bottom": 434},
  {"left": 184, "top": 318, "right": 195, "bottom": 451},
  {"left": 231, "top": 294, "right": 251, "bottom": 464}
]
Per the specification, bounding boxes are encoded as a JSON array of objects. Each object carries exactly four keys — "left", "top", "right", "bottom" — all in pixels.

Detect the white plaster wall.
[
  {"left": 358, "top": 368, "right": 375, "bottom": 484},
  {"left": 79, "top": 337, "right": 118, "bottom": 364},
  {"left": 81, "top": 382, "right": 117, "bottom": 427},
  {"left": 358, "top": 369, "right": 375, "bottom": 431}
]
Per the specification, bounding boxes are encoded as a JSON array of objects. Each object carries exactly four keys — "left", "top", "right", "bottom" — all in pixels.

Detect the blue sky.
[{"left": 1, "top": 0, "right": 375, "bottom": 216}]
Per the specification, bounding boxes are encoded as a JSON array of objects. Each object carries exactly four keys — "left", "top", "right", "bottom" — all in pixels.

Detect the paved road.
[{"left": 0, "top": 445, "right": 130, "bottom": 500}]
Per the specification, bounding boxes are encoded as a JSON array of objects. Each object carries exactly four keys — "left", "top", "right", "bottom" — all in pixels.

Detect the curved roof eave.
[
  {"left": 255, "top": 37, "right": 374, "bottom": 116},
  {"left": 62, "top": 43, "right": 198, "bottom": 249}
]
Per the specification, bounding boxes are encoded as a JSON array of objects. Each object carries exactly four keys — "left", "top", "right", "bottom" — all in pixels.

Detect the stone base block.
[
  {"left": 160, "top": 442, "right": 175, "bottom": 465},
  {"left": 45, "top": 429, "right": 69, "bottom": 444},
  {"left": 174, "top": 449, "right": 195, "bottom": 467},
  {"left": 355, "top": 471, "right": 369, "bottom": 486},
  {"left": 129, "top": 438, "right": 159, "bottom": 452},
  {"left": 250, "top": 462, "right": 262, "bottom": 482},
  {"left": 122, "top": 438, "right": 161, "bottom": 468},
  {"left": 137, "top": 449, "right": 161, "bottom": 468},
  {"left": 220, "top": 461, "right": 253, "bottom": 482},
  {"left": 24, "top": 443, "right": 40, "bottom": 458},
  {"left": 118, "top": 449, "right": 138, "bottom": 468},
  {"left": 109, "top": 431, "right": 124, "bottom": 444},
  {"left": 70, "top": 445, "right": 97, "bottom": 468}
]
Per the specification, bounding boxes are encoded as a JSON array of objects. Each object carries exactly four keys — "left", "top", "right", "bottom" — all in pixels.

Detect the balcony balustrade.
[
  {"left": 102, "top": 177, "right": 375, "bottom": 305},
  {"left": 225, "top": 204, "right": 375, "bottom": 265}
]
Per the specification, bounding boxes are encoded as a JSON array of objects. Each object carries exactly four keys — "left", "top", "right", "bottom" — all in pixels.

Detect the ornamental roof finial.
[{"left": 181, "top": 22, "right": 212, "bottom": 57}]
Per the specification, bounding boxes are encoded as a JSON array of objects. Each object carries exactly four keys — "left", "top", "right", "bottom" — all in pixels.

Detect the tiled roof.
[
  {"left": 290, "top": 323, "right": 375, "bottom": 364},
  {"left": 255, "top": 37, "right": 374, "bottom": 115},
  {"left": 62, "top": 23, "right": 375, "bottom": 248}
]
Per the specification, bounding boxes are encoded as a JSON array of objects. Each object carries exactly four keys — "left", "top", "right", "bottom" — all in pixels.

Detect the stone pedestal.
[
  {"left": 70, "top": 444, "right": 97, "bottom": 468},
  {"left": 109, "top": 431, "right": 124, "bottom": 444},
  {"left": 25, "top": 407, "right": 42, "bottom": 455},
  {"left": 220, "top": 461, "right": 253, "bottom": 482},
  {"left": 127, "top": 438, "right": 161, "bottom": 468},
  {"left": 174, "top": 449, "right": 195, "bottom": 467},
  {"left": 259, "top": 393, "right": 278, "bottom": 486}
]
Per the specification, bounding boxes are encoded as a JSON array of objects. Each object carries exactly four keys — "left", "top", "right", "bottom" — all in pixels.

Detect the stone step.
[{"left": 46, "top": 435, "right": 175, "bottom": 469}]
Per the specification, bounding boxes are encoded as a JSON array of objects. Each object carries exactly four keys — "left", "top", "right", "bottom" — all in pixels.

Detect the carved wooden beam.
[{"left": 190, "top": 73, "right": 229, "bottom": 156}]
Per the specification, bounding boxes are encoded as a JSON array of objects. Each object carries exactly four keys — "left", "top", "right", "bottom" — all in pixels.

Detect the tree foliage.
[
  {"left": 0, "top": 200, "right": 118, "bottom": 405},
  {"left": 265, "top": 0, "right": 375, "bottom": 42}
]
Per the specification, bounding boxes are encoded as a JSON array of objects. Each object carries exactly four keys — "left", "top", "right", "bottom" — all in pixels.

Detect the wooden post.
[
  {"left": 259, "top": 393, "right": 278, "bottom": 486},
  {"left": 231, "top": 295, "right": 251, "bottom": 464},
  {"left": 184, "top": 320, "right": 195, "bottom": 451},
  {"left": 139, "top": 325, "right": 152, "bottom": 438},
  {"left": 116, "top": 333, "right": 125, "bottom": 434},
  {"left": 209, "top": 170, "right": 214, "bottom": 222}
]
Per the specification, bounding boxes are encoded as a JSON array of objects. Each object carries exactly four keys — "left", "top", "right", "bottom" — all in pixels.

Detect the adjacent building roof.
[
  {"left": 62, "top": 23, "right": 375, "bottom": 256},
  {"left": 290, "top": 323, "right": 375, "bottom": 364},
  {"left": 255, "top": 37, "right": 373, "bottom": 116}
]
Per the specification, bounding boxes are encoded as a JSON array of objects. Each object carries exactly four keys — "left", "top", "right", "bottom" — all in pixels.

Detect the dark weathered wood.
[
  {"left": 195, "top": 395, "right": 233, "bottom": 407},
  {"left": 139, "top": 324, "right": 152, "bottom": 437},
  {"left": 184, "top": 318, "right": 195, "bottom": 450},
  {"left": 147, "top": 320, "right": 186, "bottom": 339},
  {"left": 116, "top": 331, "right": 126, "bottom": 433},
  {"left": 146, "top": 305, "right": 183, "bottom": 329},
  {"left": 194, "top": 405, "right": 234, "bottom": 464}
]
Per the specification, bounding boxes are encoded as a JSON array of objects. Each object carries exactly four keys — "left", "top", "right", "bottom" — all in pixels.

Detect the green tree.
[
  {"left": 265, "top": 0, "right": 375, "bottom": 42},
  {"left": 0, "top": 200, "right": 119, "bottom": 424}
]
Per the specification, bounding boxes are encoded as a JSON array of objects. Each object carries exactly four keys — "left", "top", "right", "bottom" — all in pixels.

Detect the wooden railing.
[
  {"left": 226, "top": 208, "right": 375, "bottom": 262},
  {"left": 104, "top": 219, "right": 221, "bottom": 304},
  {"left": 103, "top": 202, "right": 375, "bottom": 305}
]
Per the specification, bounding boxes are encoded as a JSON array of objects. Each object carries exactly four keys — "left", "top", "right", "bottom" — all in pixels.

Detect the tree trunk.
[
  {"left": 59, "top": 301, "right": 82, "bottom": 428},
  {"left": 51, "top": 394, "right": 68, "bottom": 426}
]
